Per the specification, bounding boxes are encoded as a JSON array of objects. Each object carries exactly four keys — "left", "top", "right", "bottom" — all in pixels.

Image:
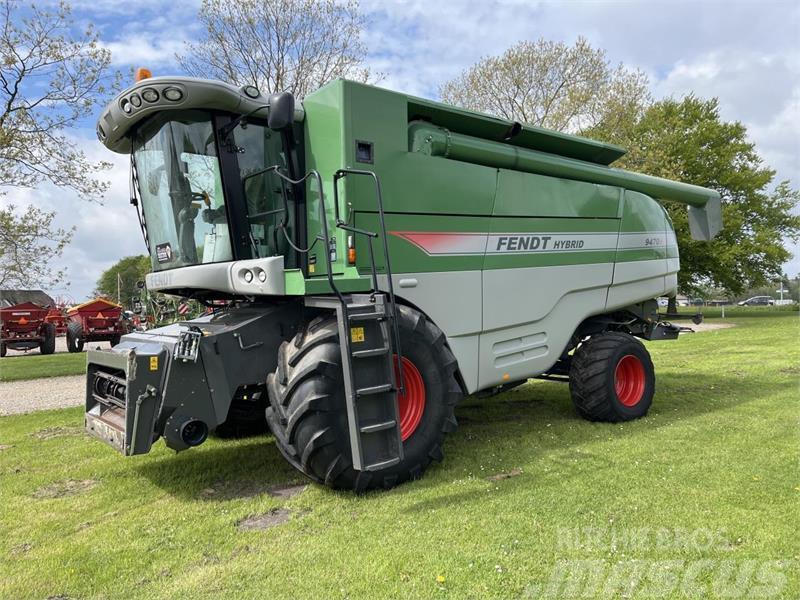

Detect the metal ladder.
[
  {"left": 306, "top": 292, "right": 402, "bottom": 471},
  {"left": 303, "top": 168, "right": 404, "bottom": 472}
]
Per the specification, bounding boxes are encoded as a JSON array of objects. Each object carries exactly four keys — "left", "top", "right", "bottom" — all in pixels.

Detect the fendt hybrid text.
[{"left": 85, "top": 71, "right": 722, "bottom": 491}]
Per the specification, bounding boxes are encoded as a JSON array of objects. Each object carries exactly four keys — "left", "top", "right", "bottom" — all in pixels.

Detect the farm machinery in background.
[
  {"left": 66, "top": 298, "right": 131, "bottom": 353},
  {"left": 0, "top": 290, "right": 60, "bottom": 357}
]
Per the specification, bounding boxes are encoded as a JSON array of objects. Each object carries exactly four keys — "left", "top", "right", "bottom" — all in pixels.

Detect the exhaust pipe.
[{"left": 165, "top": 415, "right": 208, "bottom": 451}]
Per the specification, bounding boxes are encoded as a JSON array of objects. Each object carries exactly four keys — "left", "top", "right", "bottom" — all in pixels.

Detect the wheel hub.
[
  {"left": 394, "top": 355, "right": 426, "bottom": 441},
  {"left": 614, "top": 354, "right": 646, "bottom": 406}
]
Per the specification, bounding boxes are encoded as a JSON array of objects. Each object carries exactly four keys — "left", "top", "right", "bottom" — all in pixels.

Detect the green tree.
[
  {"left": 439, "top": 37, "right": 650, "bottom": 133},
  {"left": 95, "top": 255, "right": 150, "bottom": 308},
  {"left": 0, "top": 0, "right": 118, "bottom": 198},
  {"left": 0, "top": 1, "right": 119, "bottom": 291},
  {"left": 589, "top": 96, "right": 800, "bottom": 296},
  {"left": 177, "top": 0, "right": 375, "bottom": 99}
]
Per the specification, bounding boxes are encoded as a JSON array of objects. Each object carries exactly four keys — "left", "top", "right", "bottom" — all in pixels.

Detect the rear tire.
[
  {"left": 0, "top": 342, "right": 6, "bottom": 358},
  {"left": 569, "top": 331, "right": 655, "bottom": 422},
  {"left": 215, "top": 393, "right": 269, "bottom": 438},
  {"left": 110, "top": 334, "right": 122, "bottom": 347},
  {"left": 66, "top": 322, "right": 84, "bottom": 353},
  {"left": 266, "top": 305, "right": 462, "bottom": 492},
  {"left": 39, "top": 323, "right": 56, "bottom": 355}
]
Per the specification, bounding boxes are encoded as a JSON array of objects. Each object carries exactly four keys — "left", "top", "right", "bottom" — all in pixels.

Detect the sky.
[{"left": 6, "top": 0, "right": 800, "bottom": 301}]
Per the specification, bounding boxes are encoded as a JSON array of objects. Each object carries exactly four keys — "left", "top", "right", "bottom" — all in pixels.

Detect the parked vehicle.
[
  {"left": 45, "top": 307, "right": 68, "bottom": 336},
  {"left": 737, "top": 296, "right": 775, "bottom": 306},
  {"left": 84, "top": 73, "right": 722, "bottom": 491},
  {"left": 0, "top": 290, "right": 59, "bottom": 357},
  {"left": 66, "top": 298, "right": 130, "bottom": 352},
  {"left": 1, "top": 302, "right": 57, "bottom": 357}
]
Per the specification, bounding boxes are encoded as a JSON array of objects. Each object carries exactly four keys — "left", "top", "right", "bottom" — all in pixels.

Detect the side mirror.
[{"left": 267, "top": 92, "right": 295, "bottom": 131}]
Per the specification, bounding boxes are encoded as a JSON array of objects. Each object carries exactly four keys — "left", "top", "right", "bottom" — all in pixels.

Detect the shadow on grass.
[{"left": 134, "top": 434, "right": 303, "bottom": 502}]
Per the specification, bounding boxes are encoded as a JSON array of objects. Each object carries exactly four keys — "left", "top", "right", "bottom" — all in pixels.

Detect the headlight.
[
  {"left": 243, "top": 269, "right": 253, "bottom": 283},
  {"left": 163, "top": 87, "right": 183, "bottom": 101},
  {"left": 243, "top": 85, "right": 260, "bottom": 98},
  {"left": 142, "top": 88, "right": 159, "bottom": 103},
  {"left": 257, "top": 270, "right": 267, "bottom": 282},
  {"left": 130, "top": 94, "right": 142, "bottom": 108}
]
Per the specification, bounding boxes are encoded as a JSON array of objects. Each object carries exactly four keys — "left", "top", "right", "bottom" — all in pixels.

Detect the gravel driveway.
[
  {"left": 4, "top": 336, "right": 99, "bottom": 356},
  {"left": 0, "top": 375, "right": 84, "bottom": 416}
]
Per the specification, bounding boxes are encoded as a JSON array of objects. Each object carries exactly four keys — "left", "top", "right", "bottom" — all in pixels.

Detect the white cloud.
[{"left": 100, "top": 34, "right": 188, "bottom": 68}]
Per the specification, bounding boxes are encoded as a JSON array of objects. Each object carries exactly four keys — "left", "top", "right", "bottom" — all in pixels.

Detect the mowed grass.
[
  {"left": 0, "top": 313, "right": 798, "bottom": 599},
  {"left": 0, "top": 352, "right": 86, "bottom": 382}
]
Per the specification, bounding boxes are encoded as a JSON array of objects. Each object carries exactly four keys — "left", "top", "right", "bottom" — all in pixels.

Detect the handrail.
[
  {"left": 333, "top": 168, "right": 404, "bottom": 394},
  {"left": 258, "top": 166, "right": 345, "bottom": 307}
]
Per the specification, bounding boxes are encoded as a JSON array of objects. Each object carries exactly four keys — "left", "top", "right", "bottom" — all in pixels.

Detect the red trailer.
[
  {"left": 45, "top": 306, "right": 68, "bottom": 336},
  {"left": 66, "top": 298, "right": 130, "bottom": 353},
  {"left": 0, "top": 302, "right": 57, "bottom": 357}
]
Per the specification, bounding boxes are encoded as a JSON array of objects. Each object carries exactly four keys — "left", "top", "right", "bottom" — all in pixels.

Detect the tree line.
[{"left": 0, "top": 0, "right": 797, "bottom": 301}]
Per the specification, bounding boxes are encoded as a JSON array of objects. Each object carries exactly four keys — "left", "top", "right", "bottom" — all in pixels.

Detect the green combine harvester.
[{"left": 86, "top": 72, "right": 722, "bottom": 491}]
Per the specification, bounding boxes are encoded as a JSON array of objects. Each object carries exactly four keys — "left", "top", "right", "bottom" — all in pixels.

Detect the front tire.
[
  {"left": 569, "top": 331, "right": 655, "bottom": 422},
  {"left": 266, "top": 305, "right": 462, "bottom": 492},
  {"left": 66, "top": 322, "right": 84, "bottom": 353},
  {"left": 39, "top": 323, "right": 56, "bottom": 355},
  {"left": 215, "top": 393, "right": 269, "bottom": 438}
]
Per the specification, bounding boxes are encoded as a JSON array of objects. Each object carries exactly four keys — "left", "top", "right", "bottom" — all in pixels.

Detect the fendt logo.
[
  {"left": 495, "top": 235, "right": 553, "bottom": 251},
  {"left": 494, "top": 235, "right": 589, "bottom": 251}
]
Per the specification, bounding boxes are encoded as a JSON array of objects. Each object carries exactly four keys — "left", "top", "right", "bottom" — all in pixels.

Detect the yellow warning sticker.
[
  {"left": 308, "top": 263, "right": 316, "bottom": 273},
  {"left": 350, "top": 326, "right": 365, "bottom": 343},
  {"left": 149, "top": 356, "right": 159, "bottom": 371}
]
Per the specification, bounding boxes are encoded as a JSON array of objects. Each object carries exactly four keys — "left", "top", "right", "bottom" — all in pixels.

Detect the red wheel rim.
[
  {"left": 614, "top": 354, "right": 646, "bottom": 407},
  {"left": 394, "top": 355, "right": 426, "bottom": 441}
]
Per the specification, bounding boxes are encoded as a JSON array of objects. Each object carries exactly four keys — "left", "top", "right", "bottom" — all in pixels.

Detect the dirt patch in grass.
[
  {"left": 486, "top": 468, "right": 523, "bottom": 482},
  {"left": 32, "top": 426, "right": 83, "bottom": 440},
  {"left": 0, "top": 444, "right": 13, "bottom": 451},
  {"left": 33, "top": 479, "right": 98, "bottom": 499},
  {"left": 199, "top": 479, "right": 306, "bottom": 501},
  {"left": 266, "top": 483, "right": 307, "bottom": 499},
  {"left": 11, "top": 542, "right": 32, "bottom": 555},
  {"left": 199, "top": 480, "right": 273, "bottom": 501},
  {"left": 237, "top": 508, "right": 292, "bottom": 531}
]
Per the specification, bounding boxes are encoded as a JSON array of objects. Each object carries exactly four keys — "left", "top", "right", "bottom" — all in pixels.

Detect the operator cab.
[{"left": 97, "top": 73, "right": 306, "bottom": 298}]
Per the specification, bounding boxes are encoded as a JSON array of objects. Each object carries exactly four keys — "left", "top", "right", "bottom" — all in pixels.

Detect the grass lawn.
[
  {"left": 0, "top": 313, "right": 797, "bottom": 599},
  {"left": 0, "top": 352, "right": 87, "bottom": 382}
]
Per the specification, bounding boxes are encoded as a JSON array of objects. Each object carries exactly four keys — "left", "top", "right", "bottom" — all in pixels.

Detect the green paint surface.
[{"left": 295, "top": 80, "right": 717, "bottom": 288}]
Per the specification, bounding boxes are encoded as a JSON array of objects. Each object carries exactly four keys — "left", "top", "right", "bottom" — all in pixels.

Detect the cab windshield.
[
  {"left": 133, "top": 110, "right": 232, "bottom": 271},
  {"left": 133, "top": 110, "right": 297, "bottom": 271}
]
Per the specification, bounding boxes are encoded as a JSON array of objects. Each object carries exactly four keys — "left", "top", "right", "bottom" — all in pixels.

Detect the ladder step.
[
  {"left": 351, "top": 346, "right": 390, "bottom": 359},
  {"left": 348, "top": 312, "right": 385, "bottom": 322},
  {"left": 364, "top": 457, "right": 402, "bottom": 471},
  {"left": 359, "top": 420, "right": 397, "bottom": 434},
  {"left": 356, "top": 383, "right": 393, "bottom": 397}
]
